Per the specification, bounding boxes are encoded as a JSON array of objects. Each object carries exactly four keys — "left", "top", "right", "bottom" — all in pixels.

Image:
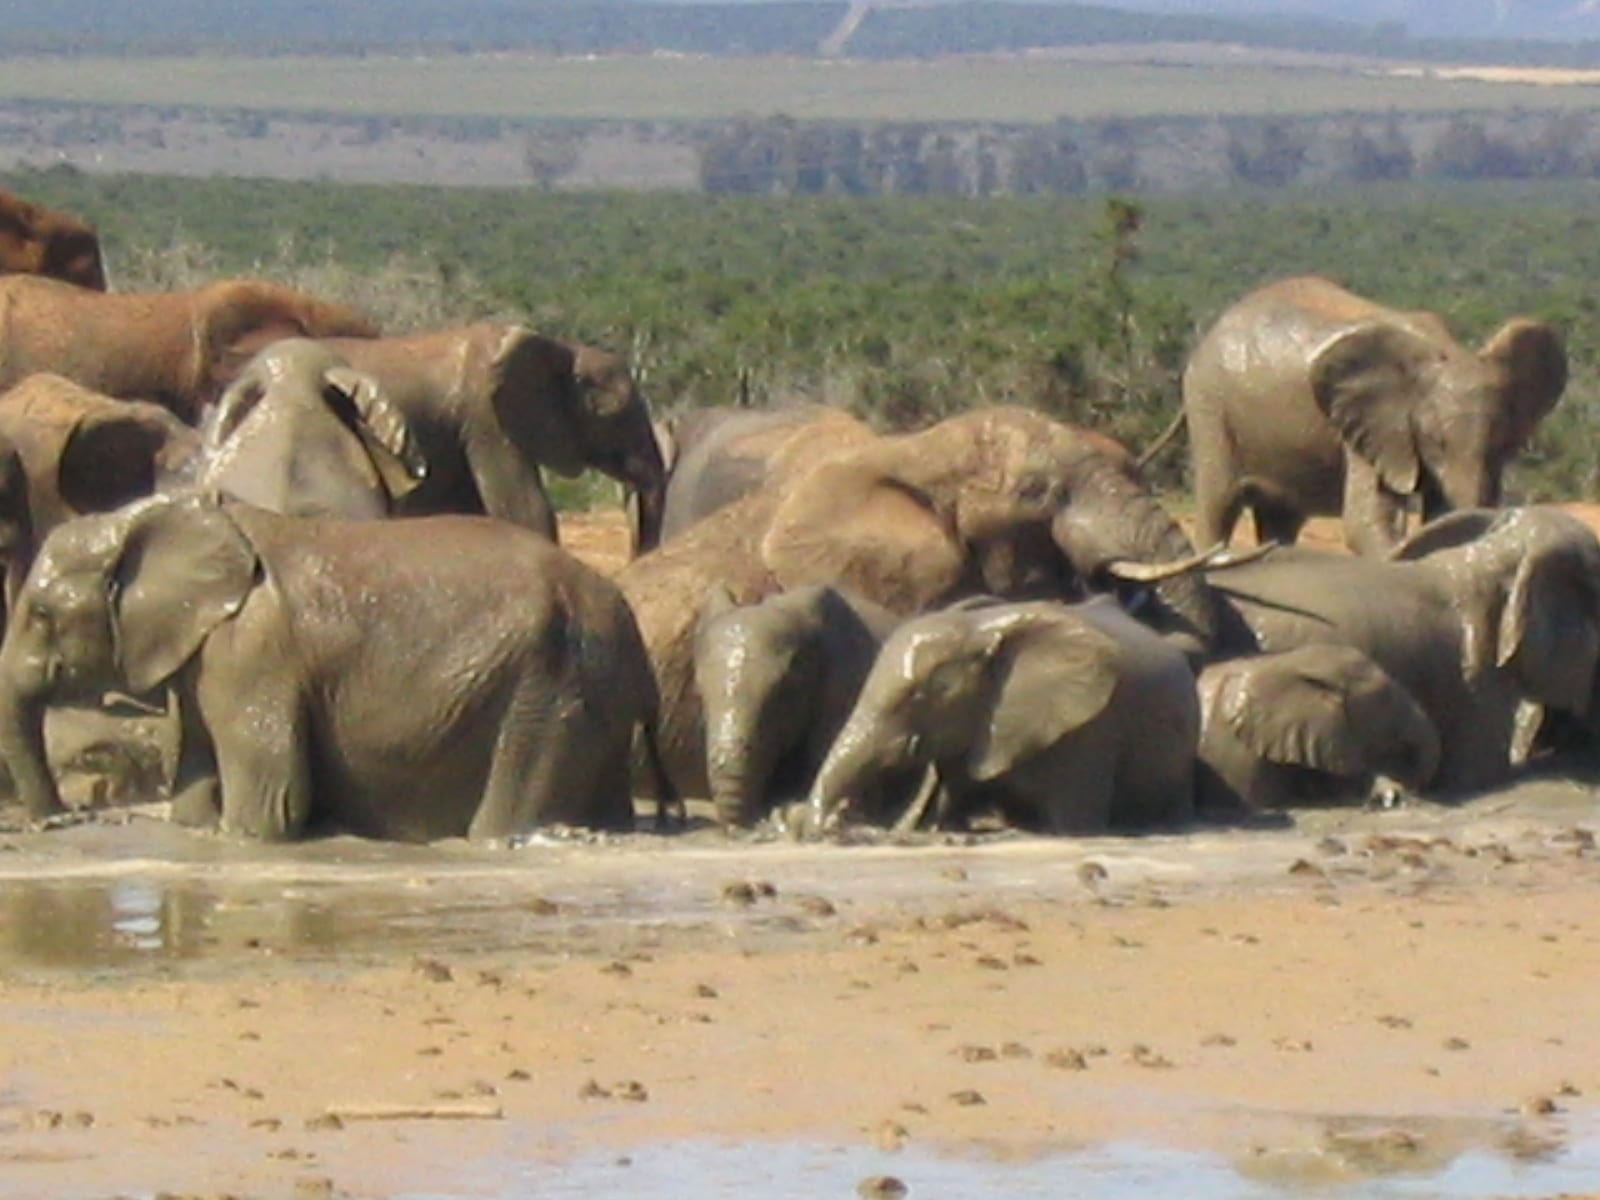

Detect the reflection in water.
[{"left": 388, "top": 1135, "right": 1600, "bottom": 1200}]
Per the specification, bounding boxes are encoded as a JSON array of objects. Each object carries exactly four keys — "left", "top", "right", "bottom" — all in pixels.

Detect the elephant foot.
[{"left": 170, "top": 777, "right": 222, "bottom": 830}]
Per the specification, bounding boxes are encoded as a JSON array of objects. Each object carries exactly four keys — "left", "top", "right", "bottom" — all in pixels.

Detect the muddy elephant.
[
  {"left": 1196, "top": 644, "right": 1440, "bottom": 812},
  {"left": 320, "top": 326, "right": 665, "bottom": 550},
  {"left": 1184, "top": 276, "right": 1567, "bottom": 555},
  {"left": 0, "top": 275, "right": 380, "bottom": 423},
  {"left": 0, "top": 188, "right": 106, "bottom": 290},
  {"left": 193, "top": 340, "right": 427, "bottom": 520},
  {"left": 621, "top": 405, "right": 1229, "bottom": 802},
  {"left": 808, "top": 596, "right": 1199, "bottom": 834},
  {"left": 695, "top": 583, "right": 899, "bottom": 827},
  {"left": 1207, "top": 506, "right": 1600, "bottom": 793},
  {"left": 659, "top": 405, "right": 873, "bottom": 544},
  {"left": 0, "top": 374, "right": 199, "bottom": 608},
  {"left": 0, "top": 492, "right": 667, "bottom": 841}
]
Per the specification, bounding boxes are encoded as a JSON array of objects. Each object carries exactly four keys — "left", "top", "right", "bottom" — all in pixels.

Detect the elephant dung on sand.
[{"left": 1183, "top": 275, "right": 1566, "bottom": 556}]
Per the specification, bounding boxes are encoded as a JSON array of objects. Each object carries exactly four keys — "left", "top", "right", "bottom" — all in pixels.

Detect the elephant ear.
[
  {"left": 1310, "top": 322, "right": 1437, "bottom": 496},
  {"left": 1388, "top": 508, "right": 1500, "bottom": 561},
  {"left": 968, "top": 608, "right": 1120, "bottom": 783},
  {"left": 491, "top": 328, "right": 584, "bottom": 478},
  {"left": 1214, "top": 650, "right": 1440, "bottom": 785},
  {"left": 1495, "top": 535, "right": 1600, "bottom": 713},
  {"left": 321, "top": 366, "right": 429, "bottom": 502},
  {"left": 762, "top": 457, "right": 966, "bottom": 615},
  {"left": 111, "top": 498, "right": 259, "bottom": 694},
  {"left": 58, "top": 407, "right": 174, "bottom": 516},
  {"left": 1480, "top": 318, "right": 1567, "bottom": 447}
]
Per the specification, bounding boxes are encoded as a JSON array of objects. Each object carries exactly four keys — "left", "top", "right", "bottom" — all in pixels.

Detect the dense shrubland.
[{"left": 8, "top": 166, "right": 1600, "bottom": 503}]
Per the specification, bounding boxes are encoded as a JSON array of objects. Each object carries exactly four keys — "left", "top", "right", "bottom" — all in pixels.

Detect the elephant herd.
[{"left": 0, "top": 186, "right": 1593, "bottom": 846}]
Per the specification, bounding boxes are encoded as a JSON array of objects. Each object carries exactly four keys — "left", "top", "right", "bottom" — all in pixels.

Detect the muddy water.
[{"left": 1, "top": 778, "right": 1598, "bottom": 1198}]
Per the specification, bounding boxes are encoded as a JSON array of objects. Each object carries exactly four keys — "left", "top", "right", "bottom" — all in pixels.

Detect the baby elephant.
[
  {"left": 1197, "top": 645, "right": 1440, "bottom": 812},
  {"left": 808, "top": 596, "right": 1199, "bottom": 835},
  {"left": 695, "top": 583, "right": 899, "bottom": 827},
  {"left": 0, "top": 492, "right": 665, "bottom": 841}
]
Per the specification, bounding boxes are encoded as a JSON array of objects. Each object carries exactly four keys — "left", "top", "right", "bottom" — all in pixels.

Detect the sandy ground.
[{"left": 1, "top": 507, "right": 1599, "bottom": 1198}]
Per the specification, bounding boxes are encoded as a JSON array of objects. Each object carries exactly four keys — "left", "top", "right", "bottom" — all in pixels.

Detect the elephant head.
[
  {"left": 198, "top": 340, "right": 426, "bottom": 520},
  {"left": 567, "top": 344, "right": 667, "bottom": 555},
  {"left": 760, "top": 406, "right": 1222, "bottom": 652},
  {"left": 696, "top": 582, "right": 889, "bottom": 827},
  {"left": 1199, "top": 644, "right": 1441, "bottom": 808},
  {"left": 0, "top": 374, "right": 200, "bottom": 604},
  {"left": 0, "top": 188, "right": 106, "bottom": 290},
  {"left": 1392, "top": 506, "right": 1600, "bottom": 716},
  {"left": 0, "top": 494, "right": 258, "bottom": 818},
  {"left": 810, "top": 599, "right": 1121, "bottom": 828},
  {"left": 1310, "top": 315, "right": 1566, "bottom": 520}
]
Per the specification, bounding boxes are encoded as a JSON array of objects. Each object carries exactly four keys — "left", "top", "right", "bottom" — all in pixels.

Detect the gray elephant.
[
  {"left": 0, "top": 492, "right": 668, "bottom": 841},
  {"left": 193, "top": 339, "right": 427, "bottom": 520},
  {"left": 695, "top": 583, "right": 899, "bottom": 827},
  {"left": 1207, "top": 506, "right": 1600, "bottom": 794},
  {"left": 0, "top": 374, "right": 199, "bottom": 609},
  {"left": 0, "top": 275, "right": 379, "bottom": 422},
  {"left": 621, "top": 405, "right": 1232, "bottom": 804},
  {"left": 659, "top": 405, "right": 874, "bottom": 544},
  {"left": 320, "top": 326, "right": 666, "bottom": 551},
  {"left": 1196, "top": 644, "right": 1440, "bottom": 812},
  {"left": 808, "top": 596, "right": 1199, "bottom": 835},
  {"left": 1184, "top": 275, "right": 1567, "bottom": 556}
]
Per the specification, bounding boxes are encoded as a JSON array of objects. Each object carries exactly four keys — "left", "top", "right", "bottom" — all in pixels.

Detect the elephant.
[
  {"left": 620, "top": 405, "right": 1230, "bottom": 803},
  {"left": 1206, "top": 506, "right": 1600, "bottom": 794},
  {"left": 0, "top": 188, "right": 106, "bottom": 290},
  {"left": 0, "top": 374, "right": 199, "bottom": 609},
  {"left": 0, "top": 492, "right": 669, "bottom": 841},
  {"left": 0, "top": 274, "right": 380, "bottom": 423},
  {"left": 807, "top": 596, "right": 1199, "bottom": 835},
  {"left": 1183, "top": 275, "right": 1567, "bottom": 556},
  {"left": 695, "top": 583, "right": 900, "bottom": 827},
  {"left": 319, "top": 326, "right": 665, "bottom": 551},
  {"left": 1196, "top": 644, "right": 1440, "bottom": 812},
  {"left": 193, "top": 339, "right": 427, "bottom": 520},
  {"left": 659, "top": 404, "right": 874, "bottom": 544}
]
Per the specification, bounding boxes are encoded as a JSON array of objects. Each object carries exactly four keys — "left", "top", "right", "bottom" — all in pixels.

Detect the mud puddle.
[{"left": 0, "top": 776, "right": 1595, "bottom": 976}]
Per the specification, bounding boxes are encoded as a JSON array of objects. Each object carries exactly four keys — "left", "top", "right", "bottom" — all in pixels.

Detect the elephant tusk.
[{"left": 1102, "top": 540, "right": 1277, "bottom": 583}]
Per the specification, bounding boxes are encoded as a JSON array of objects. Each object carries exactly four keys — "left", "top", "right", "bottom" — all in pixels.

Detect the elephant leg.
[
  {"left": 166, "top": 684, "right": 222, "bottom": 829},
  {"left": 463, "top": 427, "right": 559, "bottom": 542},
  {"left": 1250, "top": 494, "right": 1306, "bottom": 548},
  {"left": 200, "top": 675, "right": 313, "bottom": 841},
  {"left": 1188, "top": 417, "right": 1244, "bottom": 549},
  {"left": 1341, "top": 455, "right": 1405, "bottom": 556}
]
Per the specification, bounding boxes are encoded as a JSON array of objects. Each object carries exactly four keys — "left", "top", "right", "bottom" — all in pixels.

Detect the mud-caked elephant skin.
[
  {"left": 321, "top": 326, "right": 664, "bottom": 550},
  {"left": 0, "top": 493, "right": 661, "bottom": 841},
  {"left": 1206, "top": 506, "right": 1600, "bottom": 794},
  {"left": 620, "top": 405, "right": 1216, "bottom": 803},
  {"left": 695, "top": 583, "right": 900, "bottom": 827},
  {"left": 1183, "top": 275, "right": 1566, "bottom": 556},
  {"left": 809, "top": 596, "right": 1199, "bottom": 835},
  {"left": 0, "top": 189, "right": 105, "bottom": 290},
  {"left": 0, "top": 275, "right": 379, "bottom": 423},
  {"left": 1197, "top": 644, "right": 1440, "bottom": 812},
  {"left": 0, "top": 373, "right": 199, "bottom": 608},
  {"left": 194, "top": 340, "right": 426, "bottom": 520},
  {"left": 659, "top": 405, "right": 875, "bottom": 544}
]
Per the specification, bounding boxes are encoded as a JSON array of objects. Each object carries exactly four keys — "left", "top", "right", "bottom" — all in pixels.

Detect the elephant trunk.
[
  {"left": 808, "top": 707, "right": 905, "bottom": 829},
  {"left": 705, "top": 709, "right": 777, "bottom": 827},
  {"left": 0, "top": 651, "right": 62, "bottom": 820},
  {"left": 1052, "top": 464, "right": 1220, "bottom": 653}
]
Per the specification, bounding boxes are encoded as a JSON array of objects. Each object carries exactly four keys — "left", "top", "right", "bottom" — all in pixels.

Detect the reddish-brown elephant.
[
  {"left": 0, "top": 189, "right": 106, "bottom": 290},
  {"left": 0, "top": 274, "right": 379, "bottom": 423}
]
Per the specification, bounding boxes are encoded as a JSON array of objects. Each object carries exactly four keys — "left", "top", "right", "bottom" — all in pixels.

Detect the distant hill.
[{"left": 1, "top": 0, "right": 1598, "bottom": 63}]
